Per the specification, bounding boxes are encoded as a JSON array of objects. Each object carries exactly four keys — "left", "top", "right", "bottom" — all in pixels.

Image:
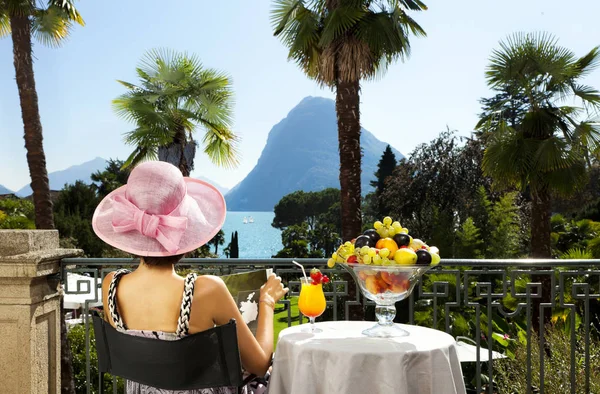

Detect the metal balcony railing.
[{"left": 60, "top": 258, "right": 600, "bottom": 394}]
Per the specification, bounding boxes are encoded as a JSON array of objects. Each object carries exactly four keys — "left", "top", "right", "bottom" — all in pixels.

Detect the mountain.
[
  {"left": 197, "top": 176, "right": 229, "bottom": 196},
  {"left": 16, "top": 157, "right": 108, "bottom": 196},
  {"left": 14, "top": 157, "right": 230, "bottom": 197},
  {"left": 225, "top": 96, "right": 404, "bottom": 211},
  {"left": 0, "top": 185, "right": 13, "bottom": 195}
]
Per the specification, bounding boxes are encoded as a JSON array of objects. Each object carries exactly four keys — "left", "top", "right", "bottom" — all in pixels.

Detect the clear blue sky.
[{"left": 1, "top": 0, "right": 599, "bottom": 192}]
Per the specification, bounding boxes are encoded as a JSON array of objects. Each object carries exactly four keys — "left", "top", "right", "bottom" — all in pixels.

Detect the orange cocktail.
[{"left": 298, "top": 277, "right": 327, "bottom": 332}]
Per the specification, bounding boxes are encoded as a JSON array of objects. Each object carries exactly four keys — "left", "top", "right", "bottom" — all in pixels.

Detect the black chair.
[{"left": 92, "top": 311, "right": 259, "bottom": 393}]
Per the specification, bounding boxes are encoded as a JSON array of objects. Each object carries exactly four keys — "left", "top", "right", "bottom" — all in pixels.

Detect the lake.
[{"left": 218, "top": 212, "right": 283, "bottom": 258}]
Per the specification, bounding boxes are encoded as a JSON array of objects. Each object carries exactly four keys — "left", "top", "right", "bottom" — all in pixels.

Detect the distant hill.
[
  {"left": 225, "top": 96, "right": 404, "bottom": 211},
  {"left": 15, "top": 157, "right": 108, "bottom": 197},
  {"left": 0, "top": 185, "right": 13, "bottom": 195},
  {"left": 14, "top": 157, "right": 230, "bottom": 197},
  {"left": 197, "top": 176, "right": 229, "bottom": 196}
]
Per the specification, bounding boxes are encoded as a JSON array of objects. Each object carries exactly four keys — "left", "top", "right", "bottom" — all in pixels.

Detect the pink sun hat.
[{"left": 92, "top": 161, "right": 226, "bottom": 256}]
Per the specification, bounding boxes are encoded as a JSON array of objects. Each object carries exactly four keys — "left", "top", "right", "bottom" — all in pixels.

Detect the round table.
[{"left": 268, "top": 321, "right": 466, "bottom": 394}]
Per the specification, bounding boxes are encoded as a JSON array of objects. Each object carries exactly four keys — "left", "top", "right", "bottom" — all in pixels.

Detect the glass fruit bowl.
[{"left": 342, "top": 262, "right": 431, "bottom": 338}]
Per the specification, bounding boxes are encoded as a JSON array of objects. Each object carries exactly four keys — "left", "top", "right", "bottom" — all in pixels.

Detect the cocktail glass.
[{"left": 298, "top": 277, "right": 327, "bottom": 333}]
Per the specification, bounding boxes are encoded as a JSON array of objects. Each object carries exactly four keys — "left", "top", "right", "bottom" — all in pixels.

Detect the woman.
[{"left": 92, "top": 161, "right": 288, "bottom": 393}]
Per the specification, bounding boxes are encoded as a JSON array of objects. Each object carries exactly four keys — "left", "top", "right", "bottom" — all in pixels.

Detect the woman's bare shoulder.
[
  {"left": 193, "top": 274, "right": 227, "bottom": 292},
  {"left": 101, "top": 271, "right": 116, "bottom": 289},
  {"left": 191, "top": 275, "right": 233, "bottom": 313}
]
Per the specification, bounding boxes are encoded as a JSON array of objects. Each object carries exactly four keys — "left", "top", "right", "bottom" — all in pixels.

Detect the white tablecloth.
[{"left": 268, "top": 321, "right": 466, "bottom": 394}]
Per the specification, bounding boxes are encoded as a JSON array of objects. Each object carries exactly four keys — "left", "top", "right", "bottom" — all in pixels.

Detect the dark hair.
[{"left": 142, "top": 254, "right": 185, "bottom": 266}]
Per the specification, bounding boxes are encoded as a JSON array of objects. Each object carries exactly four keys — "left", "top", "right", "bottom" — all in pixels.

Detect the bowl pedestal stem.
[{"left": 362, "top": 303, "right": 410, "bottom": 338}]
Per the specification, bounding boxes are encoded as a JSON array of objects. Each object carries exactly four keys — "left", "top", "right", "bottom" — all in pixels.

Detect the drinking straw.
[{"left": 292, "top": 260, "right": 308, "bottom": 282}]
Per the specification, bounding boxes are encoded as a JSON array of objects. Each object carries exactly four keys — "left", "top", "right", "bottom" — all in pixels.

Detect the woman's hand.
[{"left": 260, "top": 273, "right": 288, "bottom": 307}]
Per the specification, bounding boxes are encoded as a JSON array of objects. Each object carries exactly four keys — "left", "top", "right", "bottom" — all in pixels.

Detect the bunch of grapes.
[
  {"left": 355, "top": 245, "right": 395, "bottom": 266},
  {"left": 327, "top": 241, "right": 355, "bottom": 267},
  {"left": 373, "top": 216, "right": 408, "bottom": 239}
]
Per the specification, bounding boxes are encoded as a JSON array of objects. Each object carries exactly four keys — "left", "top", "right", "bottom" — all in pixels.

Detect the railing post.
[{"left": 0, "top": 230, "right": 81, "bottom": 394}]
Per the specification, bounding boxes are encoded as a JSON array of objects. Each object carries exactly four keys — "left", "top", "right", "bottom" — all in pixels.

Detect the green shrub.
[
  {"left": 68, "top": 323, "right": 124, "bottom": 393},
  {"left": 494, "top": 324, "right": 600, "bottom": 393}
]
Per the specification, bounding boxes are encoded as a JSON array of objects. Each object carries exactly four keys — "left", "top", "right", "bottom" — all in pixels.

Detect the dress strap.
[
  {"left": 107, "top": 269, "right": 131, "bottom": 330},
  {"left": 176, "top": 273, "right": 198, "bottom": 337}
]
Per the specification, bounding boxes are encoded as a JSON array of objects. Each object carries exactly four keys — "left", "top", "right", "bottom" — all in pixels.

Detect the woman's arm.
[{"left": 200, "top": 274, "right": 287, "bottom": 376}]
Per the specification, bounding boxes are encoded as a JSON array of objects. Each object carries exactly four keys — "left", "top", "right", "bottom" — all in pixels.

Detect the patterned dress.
[{"left": 108, "top": 270, "right": 267, "bottom": 394}]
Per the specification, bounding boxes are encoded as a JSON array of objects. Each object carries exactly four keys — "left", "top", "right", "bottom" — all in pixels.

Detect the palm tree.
[
  {"left": 1, "top": 3, "right": 84, "bottom": 392},
  {"left": 113, "top": 49, "right": 240, "bottom": 176},
  {"left": 0, "top": 0, "right": 84, "bottom": 229},
  {"left": 478, "top": 33, "right": 600, "bottom": 258},
  {"left": 271, "top": 0, "right": 427, "bottom": 241},
  {"left": 209, "top": 229, "right": 225, "bottom": 255}
]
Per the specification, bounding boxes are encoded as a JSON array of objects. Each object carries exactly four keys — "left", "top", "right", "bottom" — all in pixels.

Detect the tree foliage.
[
  {"left": 380, "top": 129, "right": 489, "bottom": 253},
  {"left": 90, "top": 159, "right": 130, "bottom": 198},
  {"left": 54, "top": 181, "right": 104, "bottom": 257},
  {"left": 455, "top": 217, "right": 483, "bottom": 259},
  {"left": 271, "top": 0, "right": 427, "bottom": 243},
  {"left": 208, "top": 229, "right": 225, "bottom": 255},
  {"left": 272, "top": 189, "right": 342, "bottom": 256},
  {"left": 271, "top": 0, "right": 427, "bottom": 87},
  {"left": 0, "top": 197, "right": 35, "bottom": 229},
  {"left": 113, "top": 49, "right": 239, "bottom": 175},
  {"left": 477, "top": 33, "right": 600, "bottom": 257},
  {"left": 273, "top": 188, "right": 341, "bottom": 233},
  {"left": 551, "top": 214, "right": 600, "bottom": 258},
  {"left": 369, "top": 144, "right": 397, "bottom": 218},
  {"left": 224, "top": 231, "right": 239, "bottom": 258}
]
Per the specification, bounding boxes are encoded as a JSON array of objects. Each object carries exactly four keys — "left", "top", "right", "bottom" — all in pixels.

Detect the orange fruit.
[{"left": 375, "top": 237, "right": 399, "bottom": 257}]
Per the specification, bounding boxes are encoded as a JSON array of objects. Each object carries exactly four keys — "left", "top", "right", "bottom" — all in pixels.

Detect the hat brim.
[{"left": 92, "top": 177, "right": 226, "bottom": 257}]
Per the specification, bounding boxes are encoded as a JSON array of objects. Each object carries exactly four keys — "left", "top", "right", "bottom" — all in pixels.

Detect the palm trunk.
[
  {"left": 10, "top": 13, "right": 74, "bottom": 394},
  {"left": 531, "top": 185, "right": 552, "bottom": 258},
  {"left": 10, "top": 13, "right": 54, "bottom": 229},
  {"left": 531, "top": 184, "right": 552, "bottom": 332},
  {"left": 336, "top": 79, "right": 362, "bottom": 241},
  {"left": 336, "top": 78, "right": 363, "bottom": 321},
  {"left": 158, "top": 133, "right": 196, "bottom": 177}
]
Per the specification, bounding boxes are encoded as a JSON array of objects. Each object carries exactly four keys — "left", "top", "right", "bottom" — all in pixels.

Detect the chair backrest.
[{"left": 92, "top": 311, "right": 244, "bottom": 390}]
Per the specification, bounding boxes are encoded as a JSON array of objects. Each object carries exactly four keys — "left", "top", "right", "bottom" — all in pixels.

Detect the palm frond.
[
  {"left": 271, "top": 0, "right": 302, "bottom": 36},
  {"left": 48, "top": 0, "right": 85, "bottom": 26},
  {"left": 29, "top": 0, "right": 84, "bottom": 47},
  {"left": 199, "top": 120, "right": 240, "bottom": 169},
  {"left": 116, "top": 80, "right": 140, "bottom": 90},
  {"left": 319, "top": 6, "right": 366, "bottom": 47},
  {"left": 123, "top": 126, "right": 173, "bottom": 147},
  {"left": 482, "top": 122, "right": 534, "bottom": 189},
  {"left": 397, "top": 0, "right": 428, "bottom": 11},
  {"left": 542, "top": 159, "right": 587, "bottom": 196},
  {"left": 115, "top": 49, "right": 240, "bottom": 169},
  {"left": 571, "top": 83, "right": 600, "bottom": 109},
  {"left": 2, "top": 0, "right": 34, "bottom": 17},
  {"left": 272, "top": 0, "right": 426, "bottom": 84},
  {"left": 122, "top": 145, "right": 158, "bottom": 170},
  {"left": 112, "top": 94, "right": 170, "bottom": 127},
  {"left": 560, "top": 247, "right": 593, "bottom": 260},
  {"left": 0, "top": 11, "right": 10, "bottom": 38},
  {"left": 571, "top": 120, "right": 600, "bottom": 154},
  {"left": 573, "top": 46, "right": 600, "bottom": 77},
  {"left": 31, "top": 6, "right": 73, "bottom": 47},
  {"left": 533, "top": 136, "right": 581, "bottom": 173},
  {"left": 486, "top": 32, "right": 575, "bottom": 95}
]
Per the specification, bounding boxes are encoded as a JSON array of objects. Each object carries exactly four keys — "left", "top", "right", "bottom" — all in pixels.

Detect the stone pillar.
[{"left": 0, "top": 230, "right": 81, "bottom": 394}]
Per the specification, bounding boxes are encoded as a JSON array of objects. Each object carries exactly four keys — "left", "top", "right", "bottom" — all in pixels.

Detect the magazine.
[{"left": 221, "top": 269, "right": 273, "bottom": 335}]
